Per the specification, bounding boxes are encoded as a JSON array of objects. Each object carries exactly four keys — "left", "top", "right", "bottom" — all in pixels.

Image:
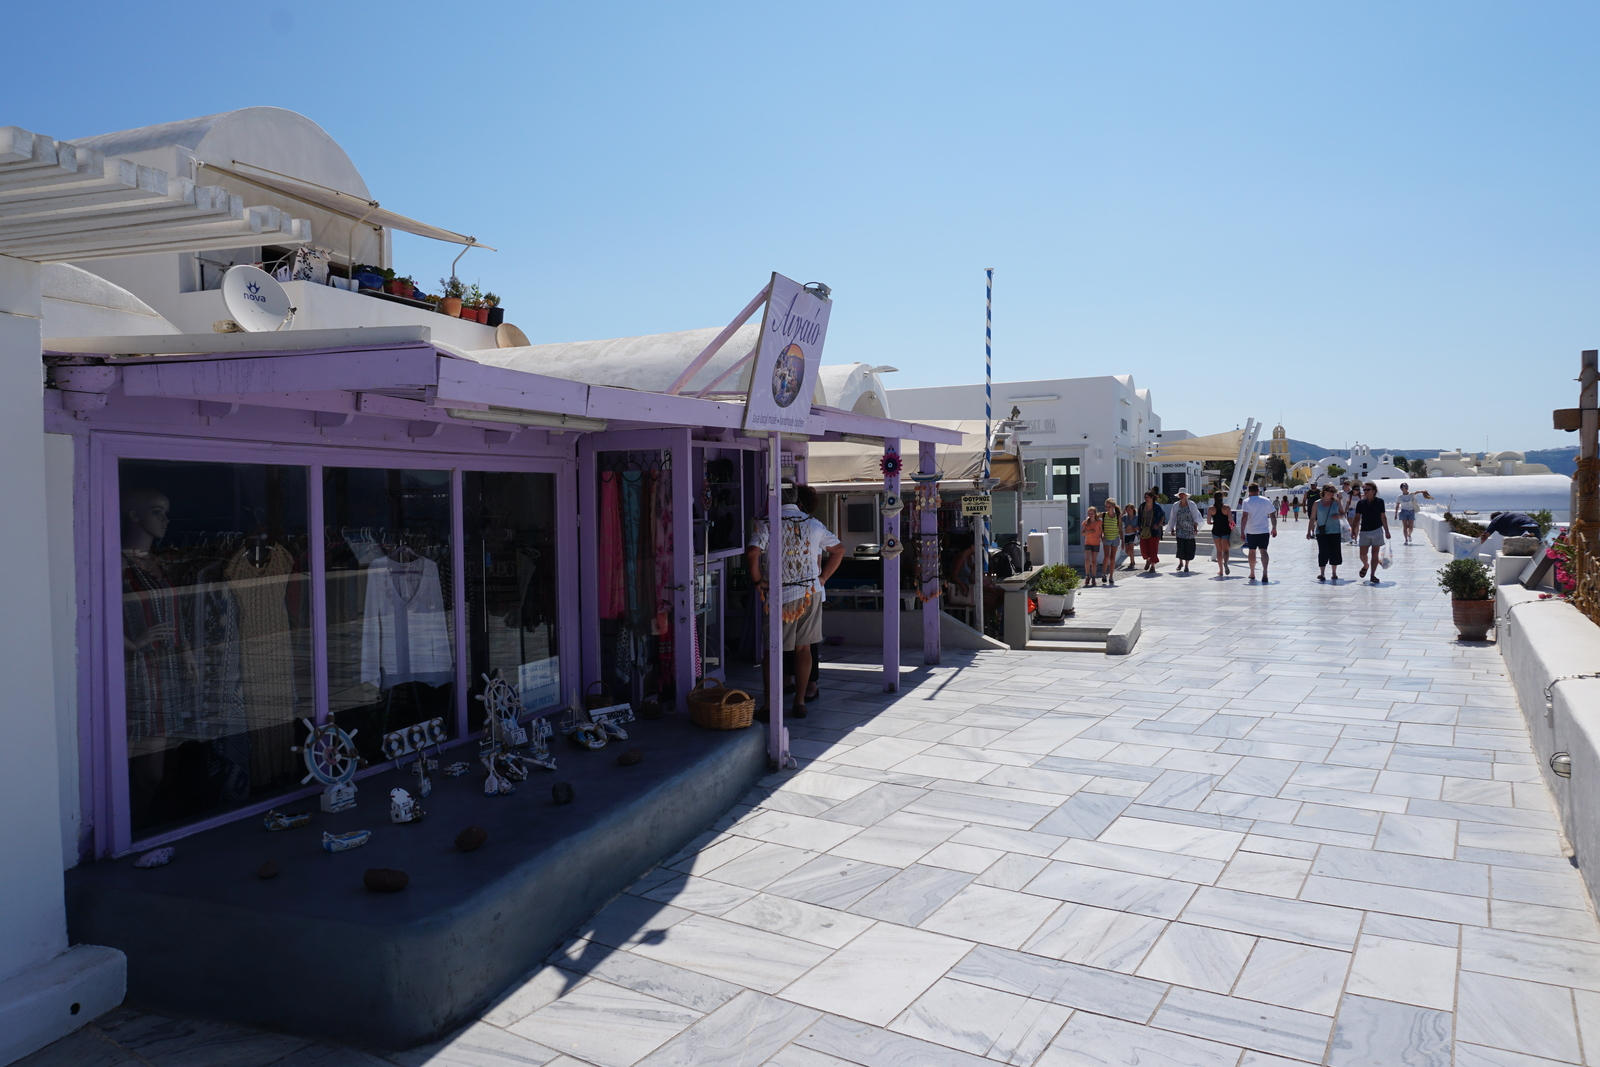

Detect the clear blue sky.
[{"left": 9, "top": 2, "right": 1596, "bottom": 452}]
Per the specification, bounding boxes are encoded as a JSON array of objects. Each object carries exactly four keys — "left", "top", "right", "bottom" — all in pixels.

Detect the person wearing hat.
[
  {"left": 746, "top": 481, "right": 844, "bottom": 719},
  {"left": 1167, "top": 490, "right": 1203, "bottom": 573}
]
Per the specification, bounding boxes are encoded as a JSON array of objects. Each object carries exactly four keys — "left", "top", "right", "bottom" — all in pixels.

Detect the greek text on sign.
[
  {"left": 742, "top": 273, "right": 833, "bottom": 433},
  {"left": 962, "top": 494, "right": 993, "bottom": 516}
]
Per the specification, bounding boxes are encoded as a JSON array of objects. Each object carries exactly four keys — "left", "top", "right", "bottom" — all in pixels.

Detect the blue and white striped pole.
[{"left": 979, "top": 268, "right": 993, "bottom": 635}]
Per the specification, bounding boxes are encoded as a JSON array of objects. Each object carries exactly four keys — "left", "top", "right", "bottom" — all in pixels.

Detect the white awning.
[
  {"left": 196, "top": 160, "right": 494, "bottom": 250},
  {"left": 1149, "top": 428, "right": 1245, "bottom": 462}
]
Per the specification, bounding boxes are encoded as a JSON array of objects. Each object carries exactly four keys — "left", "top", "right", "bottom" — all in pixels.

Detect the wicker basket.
[
  {"left": 687, "top": 678, "right": 755, "bottom": 730},
  {"left": 583, "top": 681, "right": 616, "bottom": 711}
]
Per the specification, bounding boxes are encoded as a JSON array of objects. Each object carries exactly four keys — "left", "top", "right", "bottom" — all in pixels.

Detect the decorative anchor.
[
  {"left": 475, "top": 672, "right": 556, "bottom": 796},
  {"left": 292, "top": 719, "right": 363, "bottom": 813}
]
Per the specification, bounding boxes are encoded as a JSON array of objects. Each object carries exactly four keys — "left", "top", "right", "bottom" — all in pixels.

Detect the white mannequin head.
[{"left": 122, "top": 489, "right": 171, "bottom": 551}]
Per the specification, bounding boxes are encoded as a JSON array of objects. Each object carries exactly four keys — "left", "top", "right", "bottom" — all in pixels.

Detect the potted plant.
[
  {"left": 462, "top": 283, "right": 486, "bottom": 323},
  {"left": 437, "top": 276, "right": 466, "bottom": 318},
  {"left": 1437, "top": 558, "right": 1495, "bottom": 640},
  {"left": 1032, "top": 563, "right": 1081, "bottom": 621},
  {"left": 387, "top": 275, "right": 415, "bottom": 298},
  {"left": 482, "top": 292, "right": 504, "bottom": 327}
]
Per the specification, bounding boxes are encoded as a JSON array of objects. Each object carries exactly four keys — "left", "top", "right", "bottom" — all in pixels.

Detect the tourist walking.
[
  {"left": 1290, "top": 494, "right": 1302, "bottom": 523},
  {"left": 1342, "top": 481, "right": 1361, "bottom": 544},
  {"left": 1100, "top": 499, "right": 1120, "bottom": 583},
  {"left": 1122, "top": 503, "right": 1139, "bottom": 571},
  {"left": 1307, "top": 484, "right": 1346, "bottom": 581},
  {"left": 1081, "top": 507, "right": 1103, "bottom": 586},
  {"left": 1351, "top": 481, "right": 1391, "bottom": 585},
  {"left": 1168, "top": 490, "right": 1203, "bottom": 573},
  {"left": 1239, "top": 483, "right": 1278, "bottom": 583},
  {"left": 1393, "top": 483, "right": 1431, "bottom": 546},
  {"left": 1137, "top": 491, "right": 1166, "bottom": 572},
  {"left": 1207, "top": 491, "right": 1233, "bottom": 578},
  {"left": 1278, "top": 495, "right": 1290, "bottom": 522}
]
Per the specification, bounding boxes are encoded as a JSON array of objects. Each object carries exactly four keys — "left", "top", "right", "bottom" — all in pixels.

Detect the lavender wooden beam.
[
  {"left": 921, "top": 439, "right": 941, "bottom": 666},
  {"left": 882, "top": 437, "right": 901, "bottom": 693},
  {"left": 435, "top": 359, "right": 590, "bottom": 416},
  {"left": 766, "top": 435, "right": 786, "bottom": 767},
  {"left": 670, "top": 428, "right": 696, "bottom": 707},
  {"left": 664, "top": 282, "right": 771, "bottom": 396},
  {"left": 120, "top": 348, "right": 439, "bottom": 397},
  {"left": 577, "top": 438, "right": 602, "bottom": 691}
]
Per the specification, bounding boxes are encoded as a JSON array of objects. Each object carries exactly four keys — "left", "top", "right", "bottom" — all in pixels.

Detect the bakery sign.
[{"left": 742, "top": 272, "right": 832, "bottom": 433}]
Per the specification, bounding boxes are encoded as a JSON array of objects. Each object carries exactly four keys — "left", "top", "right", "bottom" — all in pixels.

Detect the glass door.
[{"left": 696, "top": 561, "right": 724, "bottom": 682}]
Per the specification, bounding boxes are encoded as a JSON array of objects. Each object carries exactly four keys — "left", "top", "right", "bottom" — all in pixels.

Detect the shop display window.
[
  {"left": 323, "top": 467, "right": 455, "bottom": 764},
  {"left": 117, "top": 460, "right": 313, "bottom": 837},
  {"left": 596, "top": 451, "right": 675, "bottom": 704},
  {"left": 464, "top": 471, "right": 560, "bottom": 717}
]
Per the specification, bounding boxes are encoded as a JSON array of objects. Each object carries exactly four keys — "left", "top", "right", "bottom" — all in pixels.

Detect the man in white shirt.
[
  {"left": 1238, "top": 483, "right": 1279, "bottom": 584},
  {"left": 746, "top": 482, "right": 845, "bottom": 718}
]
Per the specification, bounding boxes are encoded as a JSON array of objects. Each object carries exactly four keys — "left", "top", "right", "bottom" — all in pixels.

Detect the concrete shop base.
[{"left": 65, "top": 715, "right": 766, "bottom": 1049}]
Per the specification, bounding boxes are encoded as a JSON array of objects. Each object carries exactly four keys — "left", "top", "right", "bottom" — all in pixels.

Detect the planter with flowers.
[
  {"left": 437, "top": 276, "right": 466, "bottom": 318},
  {"left": 1437, "top": 558, "right": 1495, "bottom": 640},
  {"left": 1032, "top": 563, "right": 1081, "bottom": 621}
]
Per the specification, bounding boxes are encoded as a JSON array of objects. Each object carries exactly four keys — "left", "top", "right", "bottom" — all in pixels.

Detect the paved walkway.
[{"left": 27, "top": 526, "right": 1600, "bottom": 1067}]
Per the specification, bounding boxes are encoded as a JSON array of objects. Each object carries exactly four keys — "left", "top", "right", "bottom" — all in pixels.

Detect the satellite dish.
[
  {"left": 495, "top": 322, "right": 530, "bottom": 348},
  {"left": 220, "top": 265, "right": 296, "bottom": 332}
]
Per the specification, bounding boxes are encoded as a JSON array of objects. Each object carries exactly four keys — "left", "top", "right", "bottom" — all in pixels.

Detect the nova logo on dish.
[{"left": 244, "top": 281, "right": 267, "bottom": 303}]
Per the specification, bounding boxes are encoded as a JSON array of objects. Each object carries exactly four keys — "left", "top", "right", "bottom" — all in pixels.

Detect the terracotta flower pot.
[
  {"left": 467, "top": 307, "right": 486, "bottom": 323},
  {"left": 440, "top": 297, "right": 462, "bottom": 318},
  {"left": 387, "top": 280, "right": 410, "bottom": 296},
  {"left": 1451, "top": 598, "right": 1495, "bottom": 641}
]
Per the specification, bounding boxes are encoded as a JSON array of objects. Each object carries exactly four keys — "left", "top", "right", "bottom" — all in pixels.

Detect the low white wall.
[
  {"left": 1497, "top": 579, "right": 1600, "bottom": 906},
  {"left": 163, "top": 282, "right": 500, "bottom": 350}
]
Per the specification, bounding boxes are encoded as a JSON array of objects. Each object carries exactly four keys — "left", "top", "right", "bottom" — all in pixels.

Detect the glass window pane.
[
  {"left": 118, "top": 459, "right": 312, "bottom": 838},
  {"left": 323, "top": 468, "right": 454, "bottom": 764},
  {"left": 1022, "top": 460, "right": 1046, "bottom": 501},
  {"left": 463, "top": 471, "right": 561, "bottom": 716}
]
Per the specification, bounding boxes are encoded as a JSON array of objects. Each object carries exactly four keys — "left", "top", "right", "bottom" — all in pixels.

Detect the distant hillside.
[
  {"left": 1271, "top": 439, "right": 1576, "bottom": 475},
  {"left": 1525, "top": 447, "right": 1578, "bottom": 475}
]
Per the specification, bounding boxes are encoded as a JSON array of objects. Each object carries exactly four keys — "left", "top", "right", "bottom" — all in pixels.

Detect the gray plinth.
[{"left": 66, "top": 716, "right": 766, "bottom": 1049}]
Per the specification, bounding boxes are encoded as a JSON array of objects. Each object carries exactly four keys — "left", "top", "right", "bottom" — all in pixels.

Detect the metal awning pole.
[
  {"left": 978, "top": 269, "right": 993, "bottom": 637},
  {"left": 666, "top": 282, "right": 772, "bottom": 396}
]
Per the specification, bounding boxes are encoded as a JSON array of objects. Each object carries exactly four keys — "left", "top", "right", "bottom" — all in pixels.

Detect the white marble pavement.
[{"left": 24, "top": 526, "right": 1600, "bottom": 1067}]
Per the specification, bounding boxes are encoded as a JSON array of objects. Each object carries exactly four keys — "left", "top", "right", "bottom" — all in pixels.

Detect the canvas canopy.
[
  {"left": 1148, "top": 428, "right": 1245, "bottom": 462},
  {"left": 806, "top": 419, "right": 1024, "bottom": 490}
]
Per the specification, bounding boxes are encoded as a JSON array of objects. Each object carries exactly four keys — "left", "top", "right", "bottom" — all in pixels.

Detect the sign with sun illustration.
[{"left": 743, "top": 272, "right": 832, "bottom": 433}]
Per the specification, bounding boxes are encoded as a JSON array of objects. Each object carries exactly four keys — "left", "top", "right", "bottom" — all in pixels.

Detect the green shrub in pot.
[
  {"left": 1033, "top": 563, "right": 1081, "bottom": 592},
  {"left": 1437, "top": 558, "right": 1493, "bottom": 601}
]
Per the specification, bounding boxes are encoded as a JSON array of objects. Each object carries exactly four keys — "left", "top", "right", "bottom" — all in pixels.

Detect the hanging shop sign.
[
  {"left": 962, "top": 494, "right": 993, "bottom": 516},
  {"left": 743, "top": 272, "right": 832, "bottom": 434}
]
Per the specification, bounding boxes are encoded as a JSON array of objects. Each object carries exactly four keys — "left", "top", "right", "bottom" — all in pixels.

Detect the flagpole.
[{"left": 979, "top": 268, "right": 993, "bottom": 637}]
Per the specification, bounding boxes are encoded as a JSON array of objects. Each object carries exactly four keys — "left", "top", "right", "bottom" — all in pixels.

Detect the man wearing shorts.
[
  {"left": 1238, "top": 483, "right": 1278, "bottom": 584},
  {"left": 1351, "top": 482, "right": 1391, "bottom": 585},
  {"left": 747, "top": 482, "right": 845, "bottom": 718}
]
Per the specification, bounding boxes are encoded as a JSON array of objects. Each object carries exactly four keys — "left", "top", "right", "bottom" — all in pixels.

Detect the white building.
[
  {"left": 1292, "top": 443, "right": 1409, "bottom": 487},
  {"left": 887, "top": 375, "right": 1163, "bottom": 565},
  {"left": 1425, "top": 450, "right": 1554, "bottom": 478}
]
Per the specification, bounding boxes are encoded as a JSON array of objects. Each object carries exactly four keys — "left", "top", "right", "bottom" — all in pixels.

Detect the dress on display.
[
  {"left": 360, "top": 554, "right": 454, "bottom": 691},
  {"left": 122, "top": 551, "right": 194, "bottom": 742},
  {"left": 226, "top": 544, "right": 301, "bottom": 786}
]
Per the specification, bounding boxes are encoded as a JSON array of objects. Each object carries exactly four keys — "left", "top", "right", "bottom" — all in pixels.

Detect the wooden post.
[
  {"left": 766, "top": 435, "right": 787, "bottom": 767},
  {"left": 1575, "top": 351, "right": 1599, "bottom": 617},
  {"left": 920, "top": 440, "right": 941, "bottom": 665},
  {"left": 882, "top": 438, "right": 901, "bottom": 692}
]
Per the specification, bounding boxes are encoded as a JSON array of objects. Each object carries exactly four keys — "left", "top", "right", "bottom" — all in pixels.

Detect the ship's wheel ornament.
[{"left": 292, "top": 718, "right": 362, "bottom": 812}]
